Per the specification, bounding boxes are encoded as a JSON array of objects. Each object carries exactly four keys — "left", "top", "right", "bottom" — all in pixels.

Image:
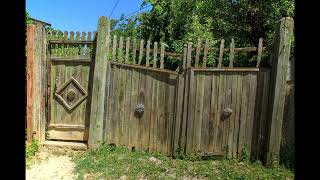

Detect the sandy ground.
[{"left": 26, "top": 146, "right": 79, "bottom": 180}]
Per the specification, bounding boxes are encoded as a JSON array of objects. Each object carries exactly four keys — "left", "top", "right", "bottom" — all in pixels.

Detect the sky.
[{"left": 26, "top": 0, "right": 151, "bottom": 32}]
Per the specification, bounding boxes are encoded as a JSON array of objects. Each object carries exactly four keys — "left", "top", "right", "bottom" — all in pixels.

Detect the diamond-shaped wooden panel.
[{"left": 55, "top": 77, "right": 88, "bottom": 111}]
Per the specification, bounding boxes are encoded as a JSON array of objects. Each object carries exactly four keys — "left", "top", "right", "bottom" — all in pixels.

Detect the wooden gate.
[{"left": 46, "top": 31, "right": 95, "bottom": 141}]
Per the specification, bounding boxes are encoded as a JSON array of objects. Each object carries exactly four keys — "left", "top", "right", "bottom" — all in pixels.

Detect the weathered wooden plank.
[
  {"left": 208, "top": 72, "right": 218, "bottom": 153},
  {"left": 195, "top": 38, "right": 201, "bottom": 68},
  {"left": 202, "top": 39, "right": 209, "bottom": 68},
  {"left": 229, "top": 39, "right": 235, "bottom": 67},
  {"left": 193, "top": 68, "right": 260, "bottom": 72},
  {"left": 256, "top": 38, "right": 263, "bottom": 68},
  {"left": 69, "top": 31, "right": 75, "bottom": 58},
  {"left": 200, "top": 72, "right": 212, "bottom": 152},
  {"left": 160, "top": 44, "right": 165, "bottom": 69},
  {"left": 143, "top": 72, "right": 152, "bottom": 150},
  {"left": 153, "top": 42, "right": 158, "bottom": 68},
  {"left": 138, "top": 39, "right": 144, "bottom": 65},
  {"left": 125, "top": 37, "right": 130, "bottom": 64},
  {"left": 183, "top": 44, "right": 187, "bottom": 69},
  {"left": 132, "top": 38, "right": 137, "bottom": 65},
  {"left": 88, "top": 16, "right": 111, "bottom": 149},
  {"left": 194, "top": 72, "right": 205, "bottom": 152},
  {"left": 48, "top": 129, "right": 85, "bottom": 141},
  {"left": 245, "top": 73, "right": 257, "bottom": 157},
  {"left": 112, "top": 35, "right": 117, "bottom": 62},
  {"left": 217, "top": 39, "right": 225, "bottom": 68},
  {"left": 49, "top": 40, "right": 94, "bottom": 44},
  {"left": 186, "top": 69, "right": 195, "bottom": 153},
  {"left": 118, "top": 36, "right": 123, "bottom": 63},
  {"left": 266, "top": 17, "right": 293, "bottom": 165},
  {"left": 146, "top": 40, "right": 151, "bottom": 67},
  {"left": 130, "top": 68, "right": 140, "bottom": 149},
  {"left": 238, "top": 73, "right": 249, "bottom": 157},
  {"left": 154, "top": 72, "right": 161, "bottom": 152},
  {"left": 187, "top": 42, "right": 192, "bottom": 68},
  {"left": 149, "top": 72, "right": 157, "bottom": 152},
  {"left": 214, "top": 72, "right": 223, "bottom": 154},
  {"left": 227, "top": 72, "right": 237, "bottom": 158},
  {"left": 233, "top": 73, "right": 242, "bottom": 158},
  {"left": 173, "top": 71, "right": 185, "bottom": 153}
]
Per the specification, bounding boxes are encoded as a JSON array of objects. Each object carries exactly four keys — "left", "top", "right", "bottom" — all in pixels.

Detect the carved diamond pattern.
[{"left": 55, "top": 77, "right": 88, "bottom": 111}]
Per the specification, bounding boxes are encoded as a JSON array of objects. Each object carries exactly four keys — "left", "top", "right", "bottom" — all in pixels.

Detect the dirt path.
[{"left": 26, "top": 146, "right": 78, "bottom": 180}]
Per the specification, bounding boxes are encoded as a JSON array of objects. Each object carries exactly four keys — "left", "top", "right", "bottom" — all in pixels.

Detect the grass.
[
  {"left": 73, "top": 144, "right": 294, "bottom": 180},
  {"left": 26, "top": 140, "right": 39, "bottom": 167}
]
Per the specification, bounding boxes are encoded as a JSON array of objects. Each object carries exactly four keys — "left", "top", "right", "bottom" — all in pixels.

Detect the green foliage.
[
  {"left": 73, "top": 144, "right": 294, "bottom": 179},
  {"left": 239, "top": 145, "right": 250, "bottom": 162},
  {"left": 26, "top": 12, "right": 32, "bottom": 25},
  {"left": 109, "top": 0, "right": 294, "bottom": 68},
  {"left": 26, "top": 140, "right": 39, "bottom": 167}
]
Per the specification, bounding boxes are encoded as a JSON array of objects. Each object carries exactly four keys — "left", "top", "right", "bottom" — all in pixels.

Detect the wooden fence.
[
  {"left": 100, "top": 26, "right": 273, "bottom": 159},
  {"left": 26, "top": 16, "right": 293, "bottom": 165}
]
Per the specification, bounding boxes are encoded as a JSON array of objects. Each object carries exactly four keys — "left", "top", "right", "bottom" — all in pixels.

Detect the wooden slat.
[
  {"left": 233, "top": 73, "right": 242, "bottom": 158},
  {"left": 256, "top": 38, "right": 263, "bottom": 67},
  {"left": 238, "top": 73, "right": 249, "bottom": 157},
  {"left": 187, "top": 42, "right": 192, "bottom": 67},
  {"left": 80, "top": 32, "right": 86, "bottom": 58},
  {"left": 195, "top": 38, "right": 201, "bottom": 68},
  {"left": 86, "top": 32, "right": 92, "bottom": 59},
  {"left": 186, "top": 68, "right": 195, "bottom": 153},
  {"left": 118, "top": 36, "right": 123, "bottom": 63},
  {"left": 153, "top": 42, "right": 158, "bottom": 68},
  {"left": 229, "top": 39, "right": 235, "bottom": 67},
  {"left": 75, "top": 32, "right": 81, "bottom": 58},
  {"left": 69, "top": 31, "right": 75, "bottom": 58},
  {"left": 138, "top": 39, "right": 144, "bottom": 65},
  {"left": 132, "top": 38, "right": 137, "bottom": 64},
  {"left": 146, "top": 40, "right": 151, "bottom": 67},
  {"left": 125, "top": 37, "right": 130, "bottom": 64},
  {"left": 183, "top": 44, "right": 187, "bottom": 69},
  {"left": 217, "top": 39, "right": 225, "bottom": 68},
  {"left": 112, "top": 35, "right": 117, "bottom": 62},
  {"left": 63, "top": 31, "right": 68, "bottom": 57},
  {"left": 202, "top": 39, "right": 209, "bottom": 68},
  {"left": 160, "top": 43, "right": 165, "bottom": 69}
]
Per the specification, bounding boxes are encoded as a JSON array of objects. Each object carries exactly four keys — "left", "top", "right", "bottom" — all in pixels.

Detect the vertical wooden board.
[
  {"left": 229, "top": 39, "right": 235, "bottom": 68},
  {"left": 157, "top": 74, "right": 166, "bottom": 154},
  {"left": 125, "top": 68, "right": 133, "bottom": 147},
  {"left": 195, "top": 39, "right": 201, "bottom": 68},
  {"left": 137, "top": 71, "right": 146, "bottom": 150},
  {"left": 173, "top": 73, "right": 184, "bottom": 153},
  {"left": 119, "top": 67, "right": 128, "bottom": 146},
  {"left": 132, "top": 38, "right": 137, "bottom": 64},
  {"left": 194, "top": 72, "right": 205, "bottom": 152},
  {"left": 130, "top": 68, "right": 140, "bottom": 148},
  {"left": 106, "top": 67, "right": 115, "bottom": 143},
  {"left": 245, "top": 73, "right": 258, "bottom": 157},
  {"left": 221, "top": 73, "right": 229, "bottom": 154},
  {"left": 149, "top": 74, "right": 157, "bottom": 152},
  {"left": 118, "top": 37, "right": 124, "bottom": 63},
  {"left": 160, "top": 44, "right": 165, "bottom": 69},
  {"left": 238, "top": 72, "right": 249, "bottom": 157},
  {"left": 153, "top": 42, "right": 158, "bottom": 68},
  {"left": 163, "top": 75, "right": 170, "bottom": 154},
  {"left": 138, "top": 39, "right": 144, "bottom": 65},
  {"left": 125, "top": 37, "right": 130, "bottom": 64},
  {"left": 112, "top": 35, "right": 117, "bottom": 62},
  {"left": 256, "top": 38, "right": 263, "bottom": 68},
  {"left": 217, "top": 39, "right": 225, "bottom": 68},
  {"left": 226, "top": 72, "right": 236, "bottom": 158},
  {"left": 258, "top": 71, "right": 270, "bottom": 158},
  {"left": 112, "top": 67, "right": 120, "bottom": 145},
  {"left": 186, "top": 69, "right": 195, "bottom": 153},
  {"left": 154, "top": 73, "right": 161, "bottom": 152},
  {"left": 251, "top": 72, "right": 264, "bottom": 159},
  {"left": 180, "top": 71, "right": 189, "bottom": 152},
  {"left": 214, "top": 72, "right": 224, "bottom": 154},
  {"left": 168, "top": 75, "right": 177, "bottom": 155},
  {"left": 232, "top": 73, "right": 242, "bottom": 158},
  {"left": 200, "top": 72, "right": 212, "bottom": 152},
  {"left": 143, "top": 71, "right": 152, "bottom": 150},
  {"left": 145, "top": 40, "right": 151, "bottom": 67},
  {"left": 208, "top": 73, "right": 217, "bottom": 152},
  {"left": 202, "top": 39, "right": 209, "bottom": 68}
]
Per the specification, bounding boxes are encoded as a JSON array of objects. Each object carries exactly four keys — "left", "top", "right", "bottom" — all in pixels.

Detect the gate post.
[
  {"left": 88, "top": 16, "right": 111, "bottom": 149},
  {"left": 265, "top": 17, "right": 294, "bottom": 165}
]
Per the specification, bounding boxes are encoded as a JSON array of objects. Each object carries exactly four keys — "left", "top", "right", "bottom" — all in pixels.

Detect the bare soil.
[{"left": 26, "top": 145, "right": 79, "bottom": 180}]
